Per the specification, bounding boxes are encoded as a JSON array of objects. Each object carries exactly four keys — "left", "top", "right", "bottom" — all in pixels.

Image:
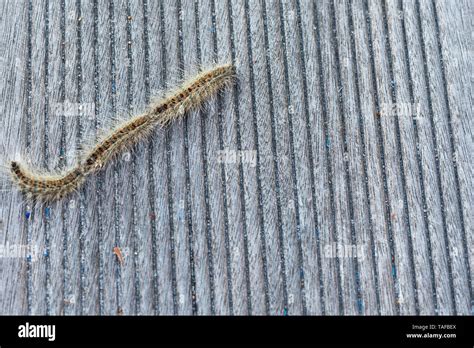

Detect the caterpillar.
[{"left": 8, "top": 64, "right": 236, "bottom": 201}]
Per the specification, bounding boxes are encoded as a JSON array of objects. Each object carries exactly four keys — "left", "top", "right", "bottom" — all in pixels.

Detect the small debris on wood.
[{"left": 113, "top": 246, "right": 124, "bottom": 266}]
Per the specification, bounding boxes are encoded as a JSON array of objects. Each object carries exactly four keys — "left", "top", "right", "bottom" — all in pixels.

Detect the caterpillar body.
[{"left": 9, "top": 64, "right": 236, "bottom": 201}]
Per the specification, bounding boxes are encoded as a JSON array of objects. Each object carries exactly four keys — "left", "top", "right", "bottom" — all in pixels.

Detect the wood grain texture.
[{"left": 0, "top": 0, "right": 472, "bottom": 315}]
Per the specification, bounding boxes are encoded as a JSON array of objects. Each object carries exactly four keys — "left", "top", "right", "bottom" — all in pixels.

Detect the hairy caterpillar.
[{"left": 8, "top": 64, "right": 236, "bottom": 201}]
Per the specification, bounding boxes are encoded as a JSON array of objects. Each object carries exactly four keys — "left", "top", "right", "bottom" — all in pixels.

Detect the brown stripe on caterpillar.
[
  {"left": 83, "top": 115, "right": 150, "bottom": 169},
  {"left": 151, "top": 63, "right": 235, "bottom": 118},
  {"left": 10, "top": 161, "right": 22, "bottom": 178},
  {"left": 9, "top": 64, "right": 236, "bottom": 201},
  {"left": 10, "top": 161, "right": 85, "bottom": 194}
]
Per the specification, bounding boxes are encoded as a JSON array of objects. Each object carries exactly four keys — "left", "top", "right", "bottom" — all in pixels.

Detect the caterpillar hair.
[{"left": 9, "top": 64, "right": 236, "bottom": 201}]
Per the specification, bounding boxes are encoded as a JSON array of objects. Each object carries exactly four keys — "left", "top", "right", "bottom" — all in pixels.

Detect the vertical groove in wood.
[
  {"left": 29, "top": 0, "right": 45, "bottom": 315},
  {"left": 277, "top": 0, "right": 307, "bottom": 315},
  {"left": 243, "top": 0, "right": 271, "bottom": 315},
  {"left": 434, "top": 0, "right": 474, "bottom": 314},
  {"left": 294, "top": 0, "right": 322, "bottom": 315},
  {"left": 159, "top": 0, "right": 178, "bottom": 315},
  {"left": 210, "top": 0, "right": 234, "bottom": 315},
  {"left": 74, "top": 0, "right": 86, "bottom": 315},
  {"left": 364, "top": 0, "right": 400, "bottom": 314},
  {"left": 431, "top": 0, "right": 472, "bottom": 303},
  {"left": 92, "top": 0, "right": 106, "bottom": 315},
  {"left": 124, "top": 0, "right": 141, "bottom": 314},
  {"left": 259, "top": 0, "right": 288, "bottom": 315},
  {"left": 380, "top": 0, "right": 419, "bottom": 314},
  {"left": 42, "top": 0, "right": 52, "bottom": 315},
  {"left": 193, "top": 0, "right": 216, "bottom": 315},
  {"left": 59, "top": 0, "right": 69, "bottom": 316},
  {"left": 175, "top": 0, "right": 198, "bottom": 315},
  {"left": 226, "top": 0, "right": 253, "bottom": 315},
  {"left": 351, "top": 0, "right": 395, "bottom": 315},
  {"left": 294, "top": 0, "right": 325, "bottom": 315},
  {"left": 328, "top": 0, "right": 362, "bottom": 315},
  {"left": 397, "top": 0, "right": 438, "bottom": 314},
  {"left": 24, "top": 0, "right": 33, "bottom": 315},
  {"left": 312, "top": 0, "right": 344, "bottom": 314},
  {"left": 107, "top": 0, "right": 122, "bottom": 313},
  {"left": 414, "top": 0, "right": 456, "bottom": 314},
  {"left": 80, "top": 0, "right": 99, "bottom": 315},
  {"left": 346, "top": 0, "right": 381, "bottom": 315},
  {"left": 45, "top": 0, "right": 67, "bottom": 316},
  {"left": 142, "top": 0, "right": 161, "bottom": 315},
  {"left": 260, "top": 0, "right": 289, "bottom": 314},
  {"left": 144, "top": 0, "right": 172, "bottom": 314}
]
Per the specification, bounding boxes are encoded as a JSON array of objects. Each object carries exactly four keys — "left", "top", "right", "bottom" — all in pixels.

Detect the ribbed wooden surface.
[{"left": 0, "top": 0, "right": 472, "bottom": 315}]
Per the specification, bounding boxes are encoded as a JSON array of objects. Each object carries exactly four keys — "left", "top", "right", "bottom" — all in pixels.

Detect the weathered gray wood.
[
  {"left": 422, "top": 0, "right": 470, "bottom": 315},
  {"left": 0, "top": 0, "right": 471, "bottom": 315},
  {"left": 334, "top": 0, "right": 380, "bottom": 314},
  {"left": 0, "top": 0, "right": 29, "bottom": 315},
  {"left": 436, "top": 0, "right": 473, "bottom": 314},
  {"left": 196, "top": 0, "right": 232, "bottom": 315},
  {"left": 401, "top": 0, "right": 451, "bottom": 315},
  {"left": 385, "top": 0, "right": 436, "bottom": 314},
  {"left": 370, "top": 0, "right": 415, "bottom": 315}
]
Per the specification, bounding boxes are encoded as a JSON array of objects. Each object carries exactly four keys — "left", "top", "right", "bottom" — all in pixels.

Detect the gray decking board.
[{"left": 0, "top": 0, "right": 472, "bottom": 315}]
